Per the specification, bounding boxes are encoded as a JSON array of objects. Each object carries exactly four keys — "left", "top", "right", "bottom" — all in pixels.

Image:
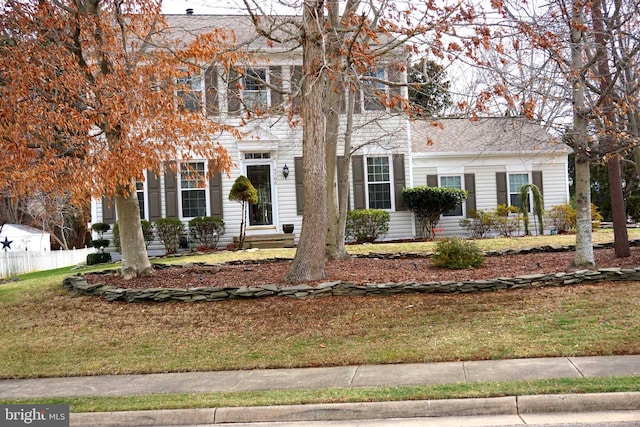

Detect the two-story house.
[{"left": 91, "top": 13, "right": 570, "bottom": 251}]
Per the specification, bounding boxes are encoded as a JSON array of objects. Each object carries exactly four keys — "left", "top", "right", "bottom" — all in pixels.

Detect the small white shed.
[{"left": 0, "top": 224, "right": 51, "bottom": 252}]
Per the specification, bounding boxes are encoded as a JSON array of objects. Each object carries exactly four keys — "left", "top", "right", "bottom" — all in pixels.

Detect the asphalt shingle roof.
[{"left": 411, "top": 117, "right": 570, "bottom": 155}]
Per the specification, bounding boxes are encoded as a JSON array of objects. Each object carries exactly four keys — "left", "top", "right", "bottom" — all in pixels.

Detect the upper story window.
[
  {"left": 440, "top": 175, "right": 463, "bottom": 217},
  {"left": 177, "top": 72, "right": 202, "bottom": 112},
  {"left": 366, "top": 156, "right": 392, "bottom": 209},
  {"left": 363, "top": 68, "right": 387, "bottom": 111},
  {"left": 180, "top": 162, "right": 207, "bottom": 218},
  {"left": 243, "top": 68, "right": 268, "bottom": 110}
]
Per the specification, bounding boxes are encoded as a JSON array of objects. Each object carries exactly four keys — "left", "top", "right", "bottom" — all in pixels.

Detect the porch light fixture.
[{"left": 282, "top": 164, "right": 289, "bottom": 179}]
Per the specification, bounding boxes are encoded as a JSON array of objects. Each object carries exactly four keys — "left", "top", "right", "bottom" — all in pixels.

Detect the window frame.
[
  {"left": 135, "top": 173, "right": 148, "bottom": 220},
  {"left": 362, "top": 67, "right": 387, "bottom": 112},
  {"left": 440, "top": 175, "right": 464, "bottom": 217},
  {"left": 508, "top": 172, "right": 531, "bottom": 212},
  {"left": 365, "top": 156, "right": 393, "bottom": 210},
  {"left": 243, "top": 68, "right": 269, "bottom": 110},
  {"left": 176, "top": 70, "right": 203, "bottom": 113},
  {"left": 178, "top": 161, "right": 208, "bottom": 220}
]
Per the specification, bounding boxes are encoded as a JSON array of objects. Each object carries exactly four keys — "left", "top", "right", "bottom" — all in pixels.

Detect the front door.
[{"left": 246, "top": 164, "right": 273, "bottom": 226}]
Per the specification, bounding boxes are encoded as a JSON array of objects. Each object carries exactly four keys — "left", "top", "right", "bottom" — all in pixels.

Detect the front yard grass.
[{"left": 0, "top": 229, "right": 639, "bottom": 412}]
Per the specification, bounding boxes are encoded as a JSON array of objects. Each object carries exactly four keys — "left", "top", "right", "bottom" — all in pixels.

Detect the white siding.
[{"left": 409, "top": 153, "right": 570, "bottom": 237}]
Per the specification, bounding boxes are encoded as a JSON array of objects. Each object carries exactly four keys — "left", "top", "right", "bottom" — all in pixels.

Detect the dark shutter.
[
  {"left": 393, "top": 154, "right": 406, "bottom": 211},
  {"left": 209, "top": 172, "right": 223, "bottom": 217},
  {"left": 427, "top": 175, "right": 438, "bottom": 187},
  {"left": 148, "top": 172, "right": 161, "bottom": 221},
  {"left": 496, "top": 172, "right": 508, "bottom": 206},
  {"left": 464, "top": 173, "right": 476, "bottom": 217},
  {"left": 165, "top": 164, "right": 178, "bottom": 218},
  {"left": 102, "top": 197, "right": 116, "bottom": 224},
  {"left": 336, "top": 156, "right": 351, "bottom": 210},
  {"left": 532, "top": 170, "right": 543, "bottom": 196},
  {"left": 205, "top": 64, "right": 218, "bottom": 114},
  {"left": 352, "top": 155, "right": 365, "bottom": 209},
  {"left": 294, "top": 156, "right": 304, "bottom": 215},
  {"left": 291, "top": 66, "right": 302, "bottom": 113},
  {"left": 227, "top": 68, "right": 241, "bottom": 115},
  {"left": 269, "top": 66, "right": 283, "bottom": 108}
]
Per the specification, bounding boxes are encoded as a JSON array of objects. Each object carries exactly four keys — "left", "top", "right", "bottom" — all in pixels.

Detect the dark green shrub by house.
[
  {"left": 431, "top": 237, "right": 484, "bottom": 270},
  {"left": 87, "top": 222, "right": 112, "bottom": 265},
  {"left": 345, "top": 209, "right": 390, "bottom": 243},
  {"left": 89, "top": 222, "right": 110, "bottom": 250},
  {"left": 113, "top": 220, "right": 155, "bottom": 253},
  {"left": 189, "top": 216, "right": 225, "bottom": 249},
  {"left": 402, "top": 186, "right": 467, "bottom": 239},
  {"left": 86, "top": 252, "right": 112, "bottom": 265},
  {"left": 155, "top": 217, "right": 184, "bottom": 254}
]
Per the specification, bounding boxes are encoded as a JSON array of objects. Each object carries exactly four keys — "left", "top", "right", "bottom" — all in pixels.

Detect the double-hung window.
[
  {"left": 363, "top": 68, "right": 386, "bottom": 111},
  {"left": 509, "top": 173, "right": 529, "bottom": 211},
  {"left": 366, "top": 157, "right": 392, "bottom": 209},
  {"left": 440, "top": 176, "right": 463, "bottom": 217},
  {"left": 180, "top": 162, "right": 207, "bottom": 218},
  {"left": 177, "top": 72, "right": 202, "bottom": 112},
  {"left": 243, "top": 68, "right": 268, "bottom": 110}
]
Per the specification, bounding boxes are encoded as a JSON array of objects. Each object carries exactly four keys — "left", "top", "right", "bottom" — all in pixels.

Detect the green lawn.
[{"left": 1, "top": 229, "right": 639, "bottom": 412}]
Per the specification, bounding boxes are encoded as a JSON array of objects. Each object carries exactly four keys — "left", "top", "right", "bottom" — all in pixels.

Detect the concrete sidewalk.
[
  {"left": 1, "top": 355, "right": 639, "bottom": 426},
  {"left": 2, "top": 355, "right": 639, "bottom": 399}
]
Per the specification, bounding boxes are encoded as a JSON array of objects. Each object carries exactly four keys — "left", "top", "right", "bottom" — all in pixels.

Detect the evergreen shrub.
[{"left": 431, "top": 237, "right": 484, "bottom": 270}]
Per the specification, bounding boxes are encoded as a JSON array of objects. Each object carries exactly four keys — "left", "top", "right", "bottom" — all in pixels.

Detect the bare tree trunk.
[
  {"left": 285, "top": 0, "right": 327, "bottom": 283},
  {"left": 574, "top": 159, "right": 595, "bottom": 267},
  {"left": 115, "top": 186, "right": 152, "bottom": 280},
  {"left": 324, "top": 0, "right": 350, "bottom": 261},
  {"left": 571, "top": 0, "right": 595, "bottom": 268},
  {"left": 335, "top": 86, "right": 357, "bottom": 257},
  {"left": 325, "top": 66, "right": 342, "bottom": 260},
  {"left": 591, "top": 0, "right": 629, "bottom": 258},
  {"left": 607, "top": 155, "right": 630, "bottom": 256}
]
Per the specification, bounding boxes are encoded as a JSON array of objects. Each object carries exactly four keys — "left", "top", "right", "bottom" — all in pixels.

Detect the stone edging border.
[{"left": 63, "top": 240, "right": 640, "bottom": 303}]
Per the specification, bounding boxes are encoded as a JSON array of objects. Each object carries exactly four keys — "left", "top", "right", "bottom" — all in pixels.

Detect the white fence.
[{"left": 0, "top": 247, "right": 95, "bottom": 278}]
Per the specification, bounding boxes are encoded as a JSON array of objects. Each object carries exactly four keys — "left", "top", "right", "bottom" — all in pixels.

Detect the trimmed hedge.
[
  {"left": 346, "top": 209, "right": 390, "bottom": 243},
  {"left": 86, "top": 252, "right": 112, "bottom": 266}
]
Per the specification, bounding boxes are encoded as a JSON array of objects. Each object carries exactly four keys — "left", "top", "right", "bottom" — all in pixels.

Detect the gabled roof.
[
  {"left": 411, "top": 117, "right": 570, "bottom": 156},
  {"left": 163, "top": 14, "right": 300, "bottom": 50}
]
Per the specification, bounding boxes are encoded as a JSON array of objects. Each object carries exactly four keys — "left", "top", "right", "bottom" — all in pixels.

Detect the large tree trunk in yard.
[
  {"left": 591, "top": 0, "right": 629, "bottom": 258},
  {"left": 607, "top": 155, "right": 630, "bottom": 257},
  {"left": 115, "top": 187, "right": 153, "bottom": 280},
  {"left": 324, "top": 0, "right": 350, "bottom": 261},
  {"left": 285, "top": 0, "right": 327, "bottom": 283},
  {"left": 574, "top": 159, "right": 595, "bottom": 267},
  {"left": 571, "top": 0, "right": 594, "bottom": 268},
  {"left": 325, "top": 78, "right": 342, "bottom": 260}
]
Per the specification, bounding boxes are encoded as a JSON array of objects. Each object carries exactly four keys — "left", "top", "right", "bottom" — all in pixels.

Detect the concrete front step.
[{"left": 234, "top": 233, "right": 295, "bottom": 249}]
